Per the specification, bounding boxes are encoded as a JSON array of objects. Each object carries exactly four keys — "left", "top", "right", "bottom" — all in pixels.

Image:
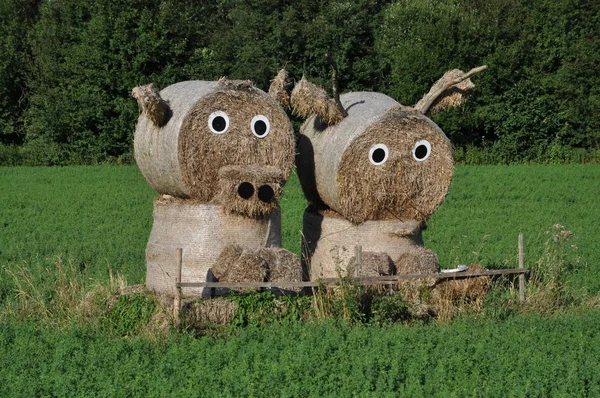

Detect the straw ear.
[
  {"left": 131, "top": 83, "right": 171, "bottom": 127},
  {"left": 414, "top": 65, "right": 487, "bottom": 115},
  {"left": 290, "top": 77, "right": 345, "bottom": 125},
  {"left": 268, "top": 69, "right": 292, "bottom": 108}
]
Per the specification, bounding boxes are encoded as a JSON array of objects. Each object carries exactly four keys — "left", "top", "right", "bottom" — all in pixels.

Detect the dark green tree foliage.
[
  {"left": 0, "top": 0, "right": 40, "bottom": 145},
  {"left": 0, "top": 0, "right": 598, "bottom": 164},
  {"left": 378, "top": 0, "right": 600, "bottom": 162},
  {"left": 24, "top": 0, "right": 217, "bottom": 164}
]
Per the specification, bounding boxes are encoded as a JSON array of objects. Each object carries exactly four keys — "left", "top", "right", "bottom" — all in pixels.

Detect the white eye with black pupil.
[
  {"left": 369, "top": 144, "right": 389, "bottom": 165},
  {"left": 251, "top": 115, "right": 270, "bottom": 138},
  {"left": 412, "top": 140, "right": 431, "bottom": 161},
  {"left": 208, "top": 111, "right": 229, "bottom": 134}
]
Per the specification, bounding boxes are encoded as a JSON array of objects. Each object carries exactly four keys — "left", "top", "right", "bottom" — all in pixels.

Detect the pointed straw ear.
[
  {"left": 414, "top": 65, "right": 487, "bottom": 115},
  {"left": 290, "top": 77, "right": 345, "bottom": 125},
  {"left": 131, "top": 83, "right": 171, "bottom": 127},
  {"left": 268, "top": 69, "right": 293, "bottom": 108}
]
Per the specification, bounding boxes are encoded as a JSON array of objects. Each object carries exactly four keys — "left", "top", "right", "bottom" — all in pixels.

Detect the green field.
[{"left": 1, "top": 164, "right": 599, "bottom": 396}]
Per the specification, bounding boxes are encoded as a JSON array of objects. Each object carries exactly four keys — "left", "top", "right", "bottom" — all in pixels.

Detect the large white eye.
[
  {"left": 208, "top": 111, "right": 229, "bottom": 134},
  {"left": 251, "top": 115, "right": 270, "bottom": 138},
  {"left": 369, "top": 144, "right": 389, "bottom": 165},
  {"left": 412, "top": 140, "right": 431, "bottom": 161}
]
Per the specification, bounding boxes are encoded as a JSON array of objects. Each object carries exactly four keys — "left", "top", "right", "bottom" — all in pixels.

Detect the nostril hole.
[
  {"left": 257, "top": 185, "right": 275, "bottom": 203},
  {"left": 237, "top": 182, "right": 254, "bottom": 200}
]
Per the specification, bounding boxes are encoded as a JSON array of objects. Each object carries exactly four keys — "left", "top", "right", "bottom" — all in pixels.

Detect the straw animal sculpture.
[
  {"left": 294, "top": 66, "right": 487, "bottom": 289},
  {"left": 133, "top": 71, "right": 301, "bottom": 297}
]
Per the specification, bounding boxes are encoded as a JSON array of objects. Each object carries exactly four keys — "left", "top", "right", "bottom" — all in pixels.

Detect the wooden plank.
[
  {"left": 518, "top": 234, "right": 526, "bottom": 302},
  {"left": 172, "top": 248, "right": 183, "bottom": 326},
  {"left": 177, "top": 268, "right": 528, "bottom": 289}
]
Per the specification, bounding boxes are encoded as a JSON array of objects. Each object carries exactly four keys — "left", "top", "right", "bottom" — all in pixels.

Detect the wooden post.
[
  {"left": 518, "top": 234, "right": 526, "bottom": 302},
  {"left": 355, "top": 245, "right": 363, "bottom": 277},
  {"left": 173, "top": 248, "right": 183, "bottom": 326}
]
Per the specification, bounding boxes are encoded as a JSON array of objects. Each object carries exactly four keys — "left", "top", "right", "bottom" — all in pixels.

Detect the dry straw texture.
[
  {"left": 346, "top": 252, "right": 395, "bottom": 277},
  {"left": 213, "top": 244, "right": 268, "bottom": 292},
  {"left": 261, "top": 247, "right": 304, "bottom": 290},
  {"left": 184, "top": 298, "right": 238, "bottom": 327},
  {"left": 429, "top": 264, "right": 491, "bottom": 320},
  {"left": 216, "top": 165, "right": 284, "bottom": 217},
  {"left": 131, "top": 83, "right": 171, "bottom": 127},
  {"left": 268, "top": 69, "right": 291, "bottom": 108},
  {"left": 415, "top": 69, "right": 476, "bottom": 114},
  {"left": 291, "top": 78, "right": 344, "bottom": 125},
  {"left": 303, "top": 208, "right": 424, "bottom": 280},
  {"left": 298, "top": 92, "right": 453, "bottom": 224},
  {"left": 145, "top": 198, "right": 282, "bottom": 297},
  {"left": 179, "top": 88, "right": 294, "bottom": 201},
  {"left": 134, "top": 80, "right": 294, "bottom": 200}
]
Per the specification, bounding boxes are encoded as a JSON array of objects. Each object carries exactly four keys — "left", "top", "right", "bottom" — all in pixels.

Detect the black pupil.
[
  {"left": 415, "top": 145, "right": 429, "bottom": 160},
  {"left": 372, "top": 148, "right": 386, "bottom": 164},
  {"left": 254, "top": 120, "right": 267, "bottom": 136},
  {"left": 212, "top": 116, "right": 226, "bottom": 132}
]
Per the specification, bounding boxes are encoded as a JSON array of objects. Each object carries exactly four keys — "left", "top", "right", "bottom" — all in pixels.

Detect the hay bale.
[
  {"left": 346, "top": 252, "right": 395, "bottom": 277},
  {"left": 290, "top": 78, "right": 344, "bottom": 125},
  {"left": 134, "top": 80, "right": 295, "bottom": 200},
  {"left": 216, "top": 165, "right": 285, "bottom": 218},
  {"left": 303, "top": 208, "right": 424, "bottom": 280},
  {"left": 145, "top": 197, "right": 282, "bottom": 297},
  {"left": 394, "top": 247, "right": 439, "bottom": 287},
  {"left": 260, "top": 247, "right": 303, "bottom": 283},
  {"left": 184, "top": 298, "right": 238, "bottom": 327},
  {"left": 297, "top": 92, "right": 453, "bottom": 224}
]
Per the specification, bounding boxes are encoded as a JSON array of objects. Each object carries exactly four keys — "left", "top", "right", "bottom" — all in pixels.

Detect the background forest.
[{"left": 1, "top": 0, "right": 599, "bottom": 165}]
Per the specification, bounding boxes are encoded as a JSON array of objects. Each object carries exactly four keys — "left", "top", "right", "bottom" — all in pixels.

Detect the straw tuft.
[
  {"left": 268, "top": 69, "right": 292, "bottom": 108},
  {"left": 131, "top": 83, "right": 171, "bottom": 127},
  {"left": 290, "top": 78, "right": 344, "bottom": 125}
]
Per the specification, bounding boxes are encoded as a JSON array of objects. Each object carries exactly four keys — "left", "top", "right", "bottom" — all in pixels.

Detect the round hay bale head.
[
  {"left": 145, "top": 197, "right": 282, "bottom": 297},
  {"left": 134, "top": 80, "right": 295, "bottom": 200},
  {"left": 302, "top": 208, "right": 423, "bottom": 280},
  {"left": 298, "top": 92, "right": 453, "bottom": 223}
]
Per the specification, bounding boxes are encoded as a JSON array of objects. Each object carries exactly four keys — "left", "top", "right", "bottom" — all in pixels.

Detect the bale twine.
[
  {"left": 145, "top": 196, "right": 282, "bottom": 297},
  {"left": 303, "top": 207, "right": 424, "bottom": 280},
  {"left": 134, "top": 80, "right": 294, "bottom": 200},
  {"left": 297, "top": 92, "right": 453, "bottom": 224}
]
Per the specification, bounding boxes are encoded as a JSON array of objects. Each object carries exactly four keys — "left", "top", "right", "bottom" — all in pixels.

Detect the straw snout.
[{"left": 217, "top": 165, "right": 285, "bottom": 217}]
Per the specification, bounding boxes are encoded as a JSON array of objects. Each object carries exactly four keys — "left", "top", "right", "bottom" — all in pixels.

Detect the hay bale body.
[
  {"left": 303, "top": 208, "right": 430, "bottom": 280},
  {"left": 145, "top": 197, "right": 282, "bottom": 297},
  {"left": 134, "top": 80, "right": 294, "bottom": 200},
  {"left": 297, "top": 92, "right": 453, "bottom": 224}
]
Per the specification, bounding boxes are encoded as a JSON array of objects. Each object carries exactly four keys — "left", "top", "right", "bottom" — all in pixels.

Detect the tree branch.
[{"left": 325, "top": 52, "right": 348, "bottom": 118}]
